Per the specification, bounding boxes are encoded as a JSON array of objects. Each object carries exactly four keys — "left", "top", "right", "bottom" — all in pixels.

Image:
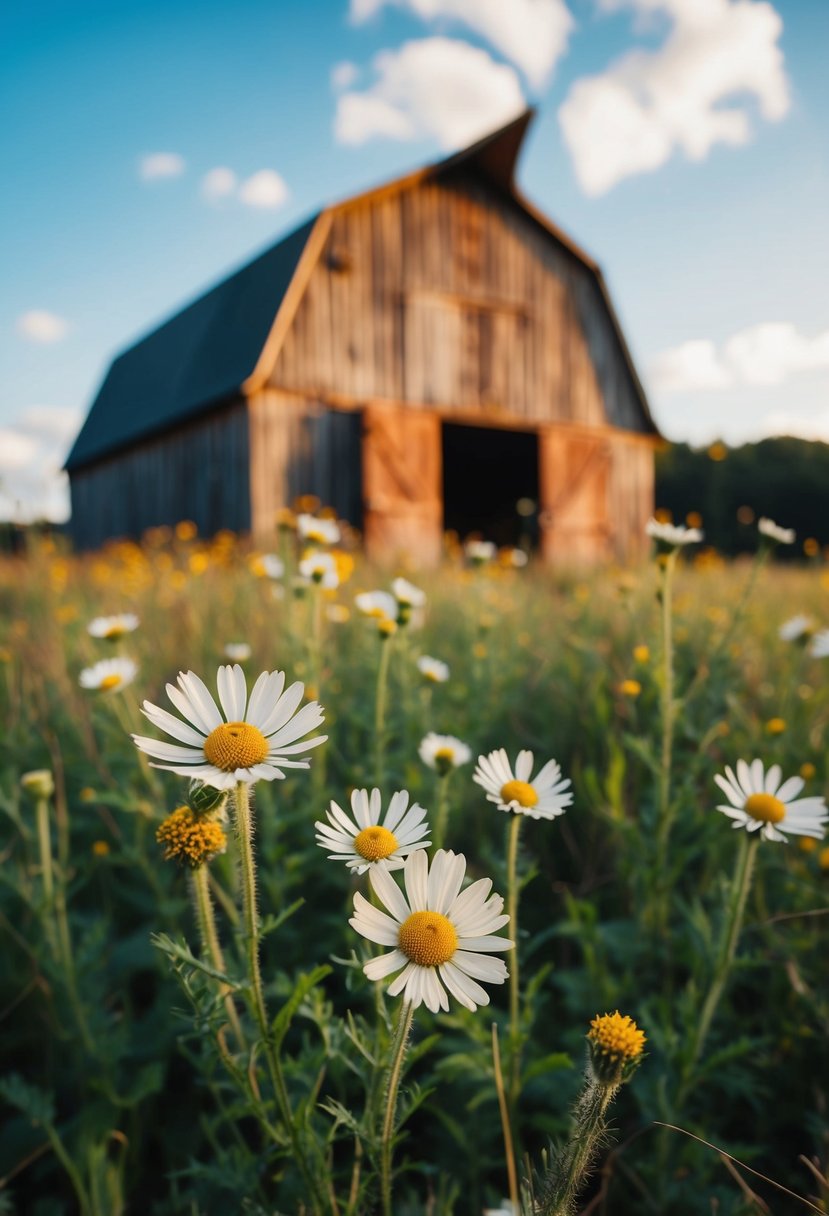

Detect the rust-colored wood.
[
  {"left": 539, "top": 428, "right": 612, "bottom": 565},
  {"left": 362, "top": 404, "right": 443, "bottom": 566}
]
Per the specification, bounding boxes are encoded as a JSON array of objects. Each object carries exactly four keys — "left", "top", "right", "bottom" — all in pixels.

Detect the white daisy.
[
  {"left": 297, "top": 514, "right": 340, "bottom": 546},
  {"left": 779, "top": 614, "right": 814, "bottom": 642},
  {"left": 810, "top": 629, "right": 829, "bottom": 658},
  {"left": 417, "top": 656, "right": 449, "bottom": 683},
  {"left": 392, "top": 577, "right": 426, "bottom": 608},
  {"left": 419, "top": 732, "right": 472, "bottom": 775},
  {"left": 502, "top": 547, "right": 528, "bottom": 568},
  {"left": 645, "top": 518, "right": 703, "bottom": 546},
  {"left": 79, "top": 657, "right": 138, "bottom": 693},
  {"left": 758, "top": 517, "right": 795, "bottom": 545},
  {"left": 298, "top": 552, "right": 339, "bottom": 589},
  {"left": 132, "top": 664, "right": 326, "bottom": 791},
  {"left": 87, "top": 613, "right": 139, "bottom": 640},
  {"left": 474, "top": 748, "right": 573, "bottom": 820},
  {"left": 224, "top": 642, "right": 251, "bottom": 662},
  {"left": 355, "top": 590, "right": 397, "bottom": 621},
  {"left": 714, "top": 759, "right": 828, "bottom": 843},
  {"left": 350, "top": 849, "right": 513, "bottom": 1012},
  {"left": 466, "top": 539, "right": 496, "bottom": 564},
  {"left": 315, "top": 788, "right": 430, "bottom": 874},
  {"left": 254, "top": 553, "right": 285, "bottom": 579}
]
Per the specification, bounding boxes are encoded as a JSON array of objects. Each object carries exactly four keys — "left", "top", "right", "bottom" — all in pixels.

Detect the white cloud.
[
  {"left": 334, "top": 37, "right": 526, "bottom": 151},
  {"left": 559, "top": 0, "right": 789, "bottom": 195},
  {"left": 201, "top": 166, "right": 238, "bottom": 201},
  {"left": 759, "top": 409, "right": 829, "bottom": 442},
  {"left": 139, "top": 152, "right": 186, "bottom": 181},
  {"left": 651, "top": 322, "right": 829, "bottom": 394},
  {"left": 349, "top": 0, "right": 572, "bottom": 88},
  {"left": 0, "top": 406, "right": 82, "bottom": 523},
  {"left": 15, "top": 310, "right": 69, "bottom": 344},
  {"left": 237, "top": 169, "right": 289, "bottom": 209},
  {"left": 331, "top": 60, "right": 360, "bottom": 90}
]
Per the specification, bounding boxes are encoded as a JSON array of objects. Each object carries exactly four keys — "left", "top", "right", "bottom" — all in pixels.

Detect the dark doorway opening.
[{"left": 442, "top": 423, "right": 539, "bottom": 548}]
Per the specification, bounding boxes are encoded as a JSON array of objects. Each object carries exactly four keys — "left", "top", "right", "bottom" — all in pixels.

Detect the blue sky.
[{"left": 2, "top": 0, "right": 828, "bottom": 519}]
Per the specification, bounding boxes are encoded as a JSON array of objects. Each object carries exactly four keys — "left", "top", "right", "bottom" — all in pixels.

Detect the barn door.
[
  {"left": 539, "top": 428, "right": 611, "bottom": 564},
  {"left": 362, "top": 405, "right": 443, "bottom": 566}
]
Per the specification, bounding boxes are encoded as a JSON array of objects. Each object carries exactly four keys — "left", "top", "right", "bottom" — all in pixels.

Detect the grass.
[{"left": 0, "top": 527, "right": 827, "bottom": 1215}]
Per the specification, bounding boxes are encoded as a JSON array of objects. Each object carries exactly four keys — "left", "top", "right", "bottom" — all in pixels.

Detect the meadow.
[{"left": 1, "top": 516, "right": 827, "bottom": 1216}]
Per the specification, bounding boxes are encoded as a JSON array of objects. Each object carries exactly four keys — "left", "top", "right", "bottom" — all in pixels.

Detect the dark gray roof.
[{"left": 65, "top": 214, "right": 318, "bottom": 471}]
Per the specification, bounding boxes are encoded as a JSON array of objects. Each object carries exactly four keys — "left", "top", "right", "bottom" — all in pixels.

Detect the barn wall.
[
  {"left": 269, "top": 171, "right": 646, "bottom": 434},
  {"left": 69, "top": 402, "right": 250, "bottom": 549}
]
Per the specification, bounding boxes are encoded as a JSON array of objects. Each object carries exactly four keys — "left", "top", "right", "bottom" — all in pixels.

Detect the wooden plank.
[{"left": 362, "top": 404, "right": 442, "bottom": 565}]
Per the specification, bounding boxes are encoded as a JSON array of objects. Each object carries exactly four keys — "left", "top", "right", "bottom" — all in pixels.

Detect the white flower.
[
  {"left": 714, "top": 759, "right": 828, "bottom": 843},
  {"left": 484, "top": 1203, "right": 517, "bottom": 1216},
  {"left": 474, "top": 748, "right": 573, "bottom": 820},
  {"left": 297, "top": 514, "right": 340, "bottom": 545},
  {"left": 256, "top": 553, "right": 285, "bottom": 579},
  {"left": 224, "top": 643, "right": 251, "bottom": 662},
  {"left": 315, "top": 788, "right": 430, "bottom": 874},
  {"left": 392, "top": 576, "right": 426, "bottom": 607},
  {"left": 502, "top": 547, "right": 528, "bottom": 568},
  {"left": 810, "top": 629, "right": 829, "bottom": 658},
  {"left": 299, "top": 552, "right": 339, "bottom": 589},
  {"left": 132, "top": 664, "right": 326, "bottom": 791},
  {"left": 417, "top": 655, "right": 449, "bottom": 683},
  {"left": 645, "top": 518, "right": 703, "bottom": 547},
  {"left": 466, "top": 540, "right": 496, "bottom": 564},
  {"left": 87, "top": 613, "right": 139, "bottom": 640},
  {"left": 758, "top": 517, "right": 795, "bottom": 545},
  {"left": 350, "top": 849, "right": 512, "bottom": 1012},
  {"left": 355, "top": 590, "right": 398, "bottom": 621},
  {"left": 79, "top": 657, "right": 138, "bottom": 693},
  {"left": 419, "top": 732, "right": 472, "bottom": 774},
  {"left": 779, "top": 615, "right": 813, "bottom": 642}
]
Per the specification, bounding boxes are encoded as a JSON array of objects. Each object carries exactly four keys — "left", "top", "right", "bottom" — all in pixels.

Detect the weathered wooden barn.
[{"left": 66, "top": 110, "right": 661, "bottom": 563}]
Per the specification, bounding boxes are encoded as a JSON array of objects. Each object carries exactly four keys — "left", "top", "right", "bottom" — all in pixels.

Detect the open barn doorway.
[{"left": 442, "top": 422, "right": 539, "bottom": 549}]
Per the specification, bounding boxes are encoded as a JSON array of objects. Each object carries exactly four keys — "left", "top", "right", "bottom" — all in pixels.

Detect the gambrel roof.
[{"left": 66, "top": 111, "right": 657, "bottom": 473}]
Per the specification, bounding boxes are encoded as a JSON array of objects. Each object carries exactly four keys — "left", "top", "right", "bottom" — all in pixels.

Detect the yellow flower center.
[
  {"left": 744, "top": 792, "right": 786, "bottom": 824},
  {"left": 203, "top": 722, "right": 269, "bottom": 771},
  {"left": 354, "top": 825, "right": 398, "bottom": 862},
  {"left": 104, "top": 627, "right": 125, "bottom": 639},
  {"left": 156, "top": 805, "right": 227, "bottom": 868},
  {"left": 99, "top": 674, "right": 122, "bottom": 690},
  {"left": 398, "top": 911, "right": 458, "bottom": 967},
  {"left": 435, "top": 747, "right": 454, "bottom": 762},
  {"left": 588, "top": 1011, "right": 646, "bottom": 1061},
  {"left": 500, "top": 779, "right": 538, "bottom": 808}
]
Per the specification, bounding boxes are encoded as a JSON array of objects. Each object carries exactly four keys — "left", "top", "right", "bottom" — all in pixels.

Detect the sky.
[{"left": 1, "top": 0, "right": 828, "bottom": 520}]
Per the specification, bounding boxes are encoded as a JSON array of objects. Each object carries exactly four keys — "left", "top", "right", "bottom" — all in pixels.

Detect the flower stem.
[
  {"left": 380, "top": 999, "right": 414, "bottom": 1216},
  {"left": 653, "top": 548, "right": 678, "bottom": 934},
  {"left": 492, "top": 1022, "right": 520, "bottom": 1215},
  {"left": 433, "top": 772, "right": 451, "bottom": 852},
  {"left": 507, "top": 813, "right": 523, "bottom": 1109},
  {"left": 374, "top": 638, "right": 392, "bottom": 788},
  {"left": 190, "top": 864, "right": 247, "bottom": 1053},
  {"left": 679, "top": 832, "right": 759, "bottom": 1105},
  {"left": 35, "top": 796, "right": 55, "bottom": 913},
  {"left": 538, "top": 1076, "right": 617, "bottom": 1216},
  {"left": 232, "top": 782, "right": 324, "bottom": 1214}
]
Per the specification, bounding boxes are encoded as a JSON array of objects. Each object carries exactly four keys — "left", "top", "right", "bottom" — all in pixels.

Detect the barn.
[{"left": 65, "top": 110, "right": 661, "bottom": 564}]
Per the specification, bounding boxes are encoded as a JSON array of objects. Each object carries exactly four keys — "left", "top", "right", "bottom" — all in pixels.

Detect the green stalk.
[
  {"left": 380, "top": 1000, "right": 414, "bottom": 1216},
  {"left": 433, "top": 772, "right": 451, "bottom": 852},
  {"left": 653, "top": 548, "right": 678, "bottom": 934},
  {"left": 36, "top": 796, "right": 55, "bottom": 912},
  {"left": 679, "top": 832, "right": 759, "bottom": 1105},
  {"left": 232, "top": 782, "right": 324, "bottom": 1214},
  {"left": 374, "top": 637, "right": 392, "bottom": 788},
  {"left": 507, "top": 813, "right": 523, "bottom": 1109},
  {"left": 538, "top": 1076, "right": 617, "bottom": 1216},
  {"left": 190, "top": 864, "right": 247, "bottom": 1053},
  {"left": 492, "top": 1022, "right": 520, "bottom": 1216}
]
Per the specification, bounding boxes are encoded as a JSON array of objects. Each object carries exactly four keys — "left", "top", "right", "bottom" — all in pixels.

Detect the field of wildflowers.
[{"left": 1, "top": 511, "right": 828, "bottom": 1215}]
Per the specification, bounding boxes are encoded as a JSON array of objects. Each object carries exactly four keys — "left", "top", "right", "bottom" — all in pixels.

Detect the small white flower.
[
  {"left": 299, "top": 552, "right": 339, "bottom": 589},
  {"left": 419, "top": 732, "right": 472, "bottom": 774},
  {"left": 355, "top": 590, "right": 398, "bottom": 621},
  {"left": 502, "top": 547, "right": 528, "bottom": 568},
  {"left": 132, "top": 664, "right": 326, "bottom": 791},
  {"left": 714, "top": 759, "right": 828, "bottom": 843},
  {"left": 79, "top": 657, "right": 138, "bottom": 693},
  {"left": 417, "top": 655, "right": 449, "bottom": 683},
  {"left": 224, "top": 643, "right": 251, "bottom": 662},
  {"left": 392, "top": 576, "right": 426, "bottom": 607},
  {"left": 256, "top": 553, "right": 285, "bottom": 579},
  {"left": 87, "top": 613, "right": 139, "bottom": 640},
  {"left": 484, "top": 1203, "right": 517, "bottom": 1216},
  {"left": 758, "top": 518, "right": 795, "bottom": 545},
  {"left": 645, "top": 518, "right": 703, "bottom": 547},
  {"left": 297, "top": 514, "right": 340, "bottom": 546},
  {"left": 810, "top": 629, "right": 829, "bottom": 658},
  {"left": 315, "top": 788, "right": 430, "bottom": 874},
  {"left": 779, "top": 615, "right": 813, "bottom": 642},
  {"left": 466, "top": 540, "right": 496, "bottom": 564},
  {"left": 474, "top": 748, "right": 573, "bottom": 820},
  {"left": 350, "top": 848, "right": 513, "bottom": 1012}
]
